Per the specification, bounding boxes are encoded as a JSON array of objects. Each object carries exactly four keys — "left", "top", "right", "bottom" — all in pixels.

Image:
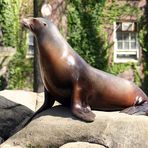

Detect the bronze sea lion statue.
[{"left": 22, "top": 17, "right": 148, "bottom": 123}]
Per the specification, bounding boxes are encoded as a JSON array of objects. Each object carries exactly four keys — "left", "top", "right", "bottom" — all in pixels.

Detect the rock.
[
  {"left": 60, "top": 142, "right": 105, "bottom": 148},
  {"left": 0, "top": 95, "right": 34, "bottom": 142},
  {"left": 0, "top": 90, "right": 38, "bottom": 111},
  {"left": 0, "top": 90, "right": 60, "bottom": 111},
  {"left": 0, "top": 90, "right": 45, "bottom": 142},
  {"left": 0, "top": 89, "right": 60, "bottom": 143},
  {"left": 1, "top": 105, "right": 148, "bottom": 148}
]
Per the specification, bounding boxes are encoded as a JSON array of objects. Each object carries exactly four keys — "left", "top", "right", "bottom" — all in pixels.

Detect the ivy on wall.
[
  {"left": 67, "top": 0, "right": 147, "bottom": 88},
  {"left": 67, "top": 0, "right": 108, "bottom": 70},
  {"left": 8, "top": 58, "right": 33, "bottom": 90},
  {"left": 0, "top": 0, "right": 20, "bottom": 47},
  {"left": 0, "top": 0, "right": 33, "bottom": 90},
  {"left": 7, "top": 0, "right": 34, "bottom": 90},
  {"left": 0, "top": 0, "right": 147, "bottom": 92},
  {"left": 138, "top": 4, "right": 148, "bottom": 94},
  {"left": 101, "top": 2, "right": 143, "bottom": 86}
]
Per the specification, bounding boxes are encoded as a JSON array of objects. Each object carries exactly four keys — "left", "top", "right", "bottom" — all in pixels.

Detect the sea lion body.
[{"left": 22, "top": 18, "right": 148, "bottom": 122}]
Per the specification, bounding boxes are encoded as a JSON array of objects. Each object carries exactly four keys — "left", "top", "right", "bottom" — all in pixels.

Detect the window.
[{"left": 113, "top": 22, "right": 140, "bottom": 63}]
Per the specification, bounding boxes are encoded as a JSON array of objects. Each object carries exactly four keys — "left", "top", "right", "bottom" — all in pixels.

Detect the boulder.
[
  {"left": 1, "top": 105, "right": 148, "bottom": 148},
  {"left": 0, "top": 90, "right": 38, "bottom": 111},
  {"left": 0, "top": 90, "right": 60, "bottom": 111},
  {"left": 0, "top": 89, "right": 61, "bottom": 143},
  {"left": 0, "top": 90, "right": 40, "bottom": 142},
  {"left": 0, "top": 95, "right": 33, "bottom": 141}
]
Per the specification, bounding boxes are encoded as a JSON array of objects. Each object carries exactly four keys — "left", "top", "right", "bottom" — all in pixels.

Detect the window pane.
[
  {"left": 123, "top": 33, "right": 129, "bottom": 41},
  {"left": 124, "top": 42, "right": 129, "bottom": 49},
  {"left": 136, "top": 41, "right": 139, "bottom": 49},
  {"left": 117, "top": 54, "right": 137, "bottom": 60},
  {"left": 117, "top": 32, "right": 122, "bottom": 41},
  {"left": 117, "top": 41, "right": 123, "bottom": 49},
  {"left": 131, "top": 33, "right": 136, "bottom": 42},
  {"left": 131, "top": 42, "right": 136, "bottom": 49}
]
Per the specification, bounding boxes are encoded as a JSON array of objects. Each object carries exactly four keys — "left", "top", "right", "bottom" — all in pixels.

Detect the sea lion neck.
[{"left": 35, "top": 24, "right": 74, "bottom": 58}]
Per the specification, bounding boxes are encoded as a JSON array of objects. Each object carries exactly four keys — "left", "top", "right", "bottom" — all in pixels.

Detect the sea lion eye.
[{"left": 43, "top": 22, "right": 47, "bottom": 26}]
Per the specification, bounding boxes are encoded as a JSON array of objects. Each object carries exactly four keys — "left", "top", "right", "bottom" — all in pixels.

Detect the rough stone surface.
[
  {"left": 0, "top": 90, "right": 38, "bottom": 111},
  {"left": 1, "top": 106, "right": 148, "bottom": 148},
  {"left": 0, "top": 90, "right": 45, "bottom": 142},
  {"left": 0, "top": 90, "right": 60, "bottom": 111},
  {"left": 0, "top": 95, "right": 33, "bottom": 141},
  {"left": 0, "top": 89, "right": 61, "bottom": 144},
  {"left": 60, "top": 142, "right": 105, "bottom": 148}
]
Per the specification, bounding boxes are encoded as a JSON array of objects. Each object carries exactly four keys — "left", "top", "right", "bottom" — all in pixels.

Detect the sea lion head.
[{"left": 21, "top": 17, "right": 51, "bottom": 35}]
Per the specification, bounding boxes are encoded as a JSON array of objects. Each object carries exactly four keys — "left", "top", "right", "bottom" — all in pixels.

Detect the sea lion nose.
[
  {"left": 21, "top": 18, "right": 31, "bottom": 28},
  {"left": 21, "top": 18, "right": 29, "bottom": 24}
]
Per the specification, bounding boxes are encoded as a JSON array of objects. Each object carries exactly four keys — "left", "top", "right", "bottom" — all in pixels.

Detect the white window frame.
[{"left": 113, "top": 22, "right": 140, "bottom": 63}]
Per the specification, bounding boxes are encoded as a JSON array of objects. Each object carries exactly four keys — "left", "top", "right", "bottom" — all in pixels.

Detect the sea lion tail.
[{"left": 120, "top": 100, "right": 148, "bottom": 116}]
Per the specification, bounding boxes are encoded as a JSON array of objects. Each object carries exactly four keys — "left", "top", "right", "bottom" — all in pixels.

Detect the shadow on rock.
[
  {"left": 32, "top": 105, "right": 77, "bottom": 121},
  {"left": 0, "top": 95, "right": 34, "bottom": 143}
]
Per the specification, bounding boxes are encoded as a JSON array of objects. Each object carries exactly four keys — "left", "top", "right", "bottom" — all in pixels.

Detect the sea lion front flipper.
[
  {"left": 72, "top": 104, "right": 96, "bottom": 122},
  {"left": 71, "top": 83, "right": 95, "bottom": 122}
]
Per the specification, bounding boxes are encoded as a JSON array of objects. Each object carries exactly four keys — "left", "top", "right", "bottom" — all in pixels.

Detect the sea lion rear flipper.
[{"left": 120, "top": 101, "right": 148, "bottom": 116}]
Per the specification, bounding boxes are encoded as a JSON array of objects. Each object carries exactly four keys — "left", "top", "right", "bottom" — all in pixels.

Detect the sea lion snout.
[
  {"left": 21, "top": 18, "right": 37, "bottom": 31},
  {"left": 21, "top": 18, "right": 30, "bottom": 28},
  {"left": 22, "top": 18, "right": 47, "bottom": 33}
]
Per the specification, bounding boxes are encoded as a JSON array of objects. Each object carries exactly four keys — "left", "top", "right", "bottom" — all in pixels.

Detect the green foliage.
[
  {"left": 139, "top": 28, "right": 148, "bottom": 52},
  {"left": 107, "top": 63, "right": 132, "bottom": 75},
  {"left": 67, "top": 0, "right": 108, "bottom": 70},
  {"left": 0, "top": 0, "right": 20, "bottom": 47},
  {"left": 142, "top": 61, "right": 148, "bottom": 94},
  {"left": 107, "top": 63, "right": 142, "bottom": 86},
  {"left": 8, "top": 56, "right": 33, "bottom": 90},
  {"left": 0, "top": 0, "right": 33, "bottom": 90},
  {"left": 138, "top": 6, "right": 148, "bottom": 94},
  {"left": 101, "top": 2, "right": 142, "bottom": 23},
  {"left": 7, "top": 29, "right": 33, "bottom": 90},
  {"left": 67, "top": 1, "right": 144, "bottom": 86},
  {"left": 138, "top": 6, "right": 148, "bottom": 53}
]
